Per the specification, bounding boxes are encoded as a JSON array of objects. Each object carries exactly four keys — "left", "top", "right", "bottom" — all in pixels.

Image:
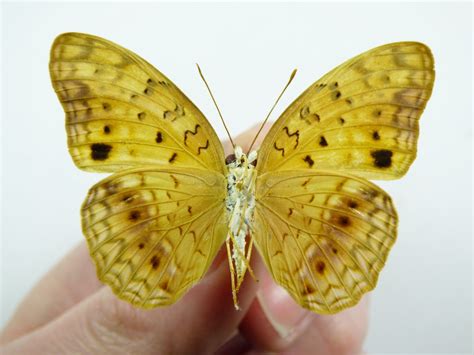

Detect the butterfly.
[{"left": 49, "top": 33, "right": 434, "bottom": 314}]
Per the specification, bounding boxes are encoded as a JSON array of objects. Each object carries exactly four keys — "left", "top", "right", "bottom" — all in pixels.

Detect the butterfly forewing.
[
  {"left": 50, "top": 33, "right": 225, "bottom": 173},
  {"left": 257, "top": 42, "right": 434, "bottom": 180}
]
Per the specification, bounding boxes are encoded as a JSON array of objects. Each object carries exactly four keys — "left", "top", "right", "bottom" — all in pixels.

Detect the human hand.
[{"left": 0, "top": 125, "right": 369, "bottom": 354}]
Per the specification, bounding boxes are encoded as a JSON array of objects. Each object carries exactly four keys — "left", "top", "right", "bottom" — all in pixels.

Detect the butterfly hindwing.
[
  {"left": 50, "top": 32, "right": 225, "bottom": 173},
  {"left": 257, "top": 42, "right": 435, "bottom": 180},
  {"left": 255, "top": 170, "right": 397, "bottom": 314},
  {"left": 82, "top": 167, "right": 227, "bottom": 308}
]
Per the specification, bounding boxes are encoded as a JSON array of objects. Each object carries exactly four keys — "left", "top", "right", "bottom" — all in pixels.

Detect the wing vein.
[{"left": 257, "top": 200, "right": 388, "bottom": 265}]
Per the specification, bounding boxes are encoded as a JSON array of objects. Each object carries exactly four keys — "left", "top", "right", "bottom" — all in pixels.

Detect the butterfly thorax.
[{"left": 225, "top": 146, "right": 257, "bottom": 302}]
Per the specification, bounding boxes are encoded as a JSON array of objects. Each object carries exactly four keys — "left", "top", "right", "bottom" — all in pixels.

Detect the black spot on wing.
[
  {"left": 91, "top": 143, "right": 112, "bottom": 161},
  {"left": 129, "top": 210, "right": 141, "bottom": 221},
  {"left": 348, "top": 200, "right": 358, "bottom": 209},
  {"left": 156, "top": 131, "right": 163, "bottom": 143},
  {"left": 169, "top": 152, "right": 178, "bottom": 163},
  {"left": 319, "top": 136, "right": 328, "bottom": 147},
  {"left": 150, "top": 255, "right": 160, "bottom": 269},
  {"left": 316, "top": 261, "right": 326, "bottom": 274},
  {"left": 303, "top": 155, "right": 314, "bottom": 167},
  {"left": 338, "top": 215, "right": 351, "bottom": 227},
  {"left": 371, "top": 149, "right": 393, "bottom": 168}
]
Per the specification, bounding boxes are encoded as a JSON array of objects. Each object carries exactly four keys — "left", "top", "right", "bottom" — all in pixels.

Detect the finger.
[
  {"left": 239, "top": 267, "right": 369, "bottom": 353},
  {"left": 215, "top": 332, "right": 252, "bottom": 355},
  {"left": 239, "top": 268, "right": 313, "bottom": 351},
  {"left": 3, "top": 254, "right": 265, "bottom": 354},
  {"left": 1, "top": 241, "right": 228, "bottom": 346},
  {"left": 1, "top": 242, "right": 101, "bottom": 343},
  {"left": 284, "top": 296, "right": 369, "bottom": 355}
]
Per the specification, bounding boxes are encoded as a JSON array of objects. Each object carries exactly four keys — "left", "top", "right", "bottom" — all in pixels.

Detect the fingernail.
[{"left": 258, "top": 274, "right": 312, "bottom": 340}]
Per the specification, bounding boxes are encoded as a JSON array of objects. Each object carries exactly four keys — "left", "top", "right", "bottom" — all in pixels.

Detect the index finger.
[
  {"left": 3, "top": 254, "right": 265, "bottom": 354},
  {"left": 1, "top": 243, "right": 101, "bottom": 343}
]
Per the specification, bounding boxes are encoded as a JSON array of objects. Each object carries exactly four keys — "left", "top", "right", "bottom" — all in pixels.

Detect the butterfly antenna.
[
  {"left": 196, "top": 64, "right": 235, "bottom": 148},
  {"left": 247, "top": 69, "right": 297, "bottom": 154}
]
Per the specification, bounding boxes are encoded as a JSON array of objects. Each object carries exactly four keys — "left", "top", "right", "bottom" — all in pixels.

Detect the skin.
[{"left": 0, "top": 125, "right": 369, "bottom": 354}]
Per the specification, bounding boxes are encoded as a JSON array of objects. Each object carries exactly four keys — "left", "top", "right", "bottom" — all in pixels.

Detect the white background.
[{"left": 1, "top": 2, "right": 472, "bottom": 353}]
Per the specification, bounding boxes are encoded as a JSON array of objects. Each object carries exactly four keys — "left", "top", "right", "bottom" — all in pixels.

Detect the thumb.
[{"left": 3, "top": 253, "right": 264, "bottom": 355}]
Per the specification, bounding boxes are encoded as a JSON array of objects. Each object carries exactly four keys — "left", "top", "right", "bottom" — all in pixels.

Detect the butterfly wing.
[
  {"left": 50, "top": 32, "right": 225, "bottom": 173},
  {"left": 50, "top": 33, "right": 228, "bottom": 307},
  {"left": 82, "top": 167, "right": 227, "bottom": 308},
  {"left": 255, "top": 171, "right": 397, "bottom": 314},
  {"left": 254, "top": 42, "right": 434, "bottom": 313},
  {"left": 257, "top": 42, "right": 434, "bottom": 180}
]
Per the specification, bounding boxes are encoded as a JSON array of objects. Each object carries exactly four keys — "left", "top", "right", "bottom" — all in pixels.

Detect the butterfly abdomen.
[{"left": 225, "top": 147, "right": 257, "bottom": 285}]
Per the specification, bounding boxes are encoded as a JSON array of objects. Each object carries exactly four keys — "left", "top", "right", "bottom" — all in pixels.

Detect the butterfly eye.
[{"left": 225, "top": 154, "right": 236, "bottom": 165}]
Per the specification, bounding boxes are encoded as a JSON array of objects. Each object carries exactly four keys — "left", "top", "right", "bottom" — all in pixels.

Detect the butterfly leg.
[
  {"left": 245, "top": 233, "right": 256, "bottom": 280},
  {"left": 236, "top": 232, "right": 257, "bottom": 292},
  {"left": 225, "top": 236, "right": 240, "bottom": 310},
  {"left": 225, "top": 228, "right": 256, "bottom": 309}
]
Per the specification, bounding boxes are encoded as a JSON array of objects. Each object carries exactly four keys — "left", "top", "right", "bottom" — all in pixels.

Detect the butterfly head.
[{"left": 225, "top": 146, "right": 258, "bottom": 169}]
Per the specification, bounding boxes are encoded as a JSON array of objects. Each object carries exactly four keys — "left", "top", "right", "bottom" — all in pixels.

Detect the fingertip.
[{"left": 238, "top": 268, "right": 313, "bottom": 352}]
